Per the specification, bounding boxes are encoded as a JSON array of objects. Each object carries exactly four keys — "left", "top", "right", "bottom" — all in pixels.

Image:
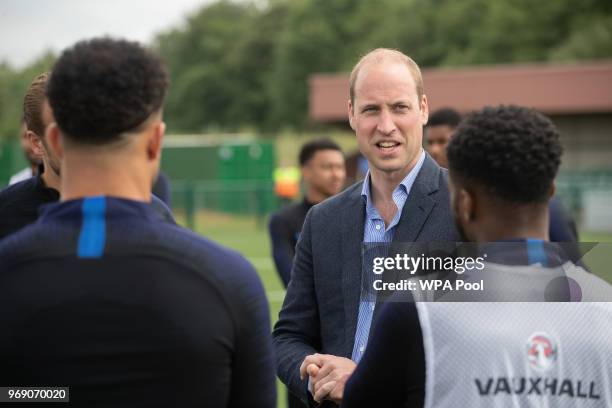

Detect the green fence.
[
  {"left": 171, "top": 180, "right": 277, "bottom": 229},
  {"left": 556, "top": 170, "right": 612, "bottom": 214},
  {"left": 161, "top": 138, "right": 279, "bottom": 227}
]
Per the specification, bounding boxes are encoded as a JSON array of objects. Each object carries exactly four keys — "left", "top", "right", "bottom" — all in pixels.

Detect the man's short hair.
[
  {"left": 427, "top": 107, "right": 462, "bottom": 129},
  {"left": 349, "top": 48, "right": 424, "bottom": 105},
  {"left": 298, "top": 138, "right": 342, "bottom": 167},
  {"left": 47, "top": 37, "right": 169, "bottom": 145},
  {"left": 23, "top": 73, "right": 50, "bottom": 137},
  {"left": 447, "top": 105, "right": 562, "bottom": 203}
]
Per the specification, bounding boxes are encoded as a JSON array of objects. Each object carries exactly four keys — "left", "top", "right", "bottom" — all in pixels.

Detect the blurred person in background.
[
  {"left": 269, "top": 138, "right": 346, "bottom": 287},
  {"left": 424, "top": 107, "right": 461, "bottom": 169},
  {"left": 0, "top": 37, "right": 275, "bottom": 407},
  {"left": 343, "top": 105, "right": 612, "bottom": 408},
  {"left": 269, "top": 138, "right": 345, "bottom": 408},
  {"left": 273, "top": 48, "right": 459, "bottom": 407},
  {"left": 8, "top": 118, "right": 41, "bottom": 185},
  {"left": 425, "top": 107, "right": 579, "bottom": 243},
  {"left": 152, "top": 171, "right": 172, "bottom": 206},
  {"left": 0, "top": 73, "right": 60, "bottom": 240}
]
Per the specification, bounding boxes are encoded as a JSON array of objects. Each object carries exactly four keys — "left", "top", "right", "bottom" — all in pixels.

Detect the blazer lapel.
[
  {"left": 341, "top": 185, "right": 365, "bottom": 355},
  {"left": 393, "top": 155, "right": 440, "bottom": 243},
  {"left": 373, "top": 155, "right": 441, "bottom": 324}
]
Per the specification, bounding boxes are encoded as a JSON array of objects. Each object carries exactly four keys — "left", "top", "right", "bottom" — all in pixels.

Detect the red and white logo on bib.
[{"left": 526, "top": 332, "right": 557, "bottom": 371}]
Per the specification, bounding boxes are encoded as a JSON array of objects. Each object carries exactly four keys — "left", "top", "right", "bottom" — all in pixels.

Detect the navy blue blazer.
[{"left": 272, "top": 154, "right": 460, "bottom": 405}]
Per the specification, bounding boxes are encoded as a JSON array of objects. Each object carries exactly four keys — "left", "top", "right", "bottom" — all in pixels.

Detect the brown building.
[
  {"left": 309, "top": 61, "right": 612, "bottom": 170},
  {"left": 309, "top": 61, "right": 612, "bottom": 231}
]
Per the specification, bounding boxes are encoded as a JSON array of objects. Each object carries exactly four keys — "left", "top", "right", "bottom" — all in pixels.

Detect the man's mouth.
[{"left": 376, "top": 141, "right": 400, "bottom": 150}]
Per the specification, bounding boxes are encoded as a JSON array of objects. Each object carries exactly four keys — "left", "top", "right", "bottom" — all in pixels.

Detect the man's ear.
[
  {"left": 348, "top": 99, "right": 356, "bottom": 131},
  {"left": 27, "top": 130, "right": 44, "bottom": 157},
  {"left": 420, "top": 95, "right": 429, "bottom": 126},
  {"left": 548, "top": 181, "right": 556, "bottom": 199},
  {"left": 47, "top": 123, "right": 64, "bottom": 160},
  {"left": 301, "top": 164, "right": 311, "bottom": 184},
  {"left": 147, "top": 121, "right": 166, "bottom": 161},
  {"left": 458, "top": 187, "right": 475, "bottom": 223}
]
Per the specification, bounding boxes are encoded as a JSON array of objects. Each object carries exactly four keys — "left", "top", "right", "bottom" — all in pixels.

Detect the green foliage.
[
  {"left": 1, "top": 0, "right": 611, "bottom": 139},
  {"left": 156, "top": 1, "right": 258, "bottom": 132},
  {"left": 551, "top": 13, "right": 612, "bottom": 61},
  {"left": 0, "top": 52, "right": 55, "bottom": 140}
]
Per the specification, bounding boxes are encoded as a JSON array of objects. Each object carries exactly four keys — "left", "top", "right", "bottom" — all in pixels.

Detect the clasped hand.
[{"left": 299, "top": 353, "right": 356, "bottom": 404}]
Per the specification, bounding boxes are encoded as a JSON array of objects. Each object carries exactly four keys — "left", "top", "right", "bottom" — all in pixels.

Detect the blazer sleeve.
[{"left": 272, "top": 207, "right": 322, "bottom": 405}]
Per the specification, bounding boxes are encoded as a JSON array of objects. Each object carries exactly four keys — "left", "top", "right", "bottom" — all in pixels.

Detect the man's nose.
[
  {"left": 376, "top": 109, "right": 396, "bottom": 135},
  {"left": 333, "top": 167, "right": 346, "bottom": 181}
]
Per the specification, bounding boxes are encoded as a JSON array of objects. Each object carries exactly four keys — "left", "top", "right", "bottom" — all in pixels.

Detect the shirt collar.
[
  {"left": 479, "top": 239, "right": 566, "bottom": 267},
  {"left": 360, "top": 149, "right": 426, "bottom": 209},
  {"left": 39, "top": 196, "right": 161, "bottom": 224}
]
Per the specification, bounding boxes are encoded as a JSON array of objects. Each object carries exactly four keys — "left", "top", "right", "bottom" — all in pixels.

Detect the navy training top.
[
  {"left": 268, "top": 198, "right": 314, "bottom": 287},
  {"left": 0, "top": 196, "right": 275, "bottom": 408}
]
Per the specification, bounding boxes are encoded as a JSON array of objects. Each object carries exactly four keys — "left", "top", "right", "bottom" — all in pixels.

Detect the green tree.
[
  {"left": 156, "top": 1, "right": 257, "bottom": 132},
  {"left": 269, "top": 0, "right": 362, "bottom": 129},
  {"left": 0, "top": 52, "right": 55, "bottom": 140},
  {"left": 551, "top": 14, "right": 612, "bottom": 61},
  {"left": 1, "top": 0, "right": 611, "bottom": 137}
]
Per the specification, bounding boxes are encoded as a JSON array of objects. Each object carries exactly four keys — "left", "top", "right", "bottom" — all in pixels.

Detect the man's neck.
[
  {"left": 476, "top": 228, "right": 549, "bottom": 243},
  {"left": 368, "top": 167, "right": 410, "bottom": 227},
  {"left": 368, "top": 151, "right": 421, "bottom": 203},
  {"left": 475, "top": 210, "right": 550, "bottom": 242},
  {"left": 369, "top": 155, "right": 419, "bottom": 204},
  {"left": 41, "top": 166, "right": 61, "bottom": 192},
  {"left": 305, "top": 188, "right": 329, "bottom": 205},
  {"left": 60, "top": 154, "right": 151, "bottom": 202}
]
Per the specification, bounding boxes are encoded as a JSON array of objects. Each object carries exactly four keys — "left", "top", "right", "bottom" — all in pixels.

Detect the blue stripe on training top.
[
  {"left": 77, "top": 196, "right": 107, "bottom": 258},
  {"left": 526, "top": 238, "right": 547, "bottom": 267}
]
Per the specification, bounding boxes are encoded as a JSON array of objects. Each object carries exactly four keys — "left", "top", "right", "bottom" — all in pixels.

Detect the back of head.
[
  {"left": 447, "top": 105, "right": 562, "bottom": 204},
  {"left": 23, "top": 73, "right": 50, "bottom": 137},
  {"left": 47, "top": 37, "right": 169, "bottom": 145}
]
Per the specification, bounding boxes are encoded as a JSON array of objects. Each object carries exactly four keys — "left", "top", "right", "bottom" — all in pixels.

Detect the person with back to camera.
[
  {"left": 343, "top": 105, "right": 612, "bottom": 408},
  {"left": 0, "top": 37, "right": 275, "bottom": 408}
]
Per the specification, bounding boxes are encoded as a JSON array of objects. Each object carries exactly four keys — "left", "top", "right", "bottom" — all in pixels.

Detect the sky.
[{"left": 0, "top": 0, "right": 213, "bottom": 68}]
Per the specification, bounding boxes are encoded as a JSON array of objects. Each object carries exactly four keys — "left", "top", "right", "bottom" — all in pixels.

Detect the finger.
[
  {"left": 311, "top": 361, "right": 335, "bottom": 384},
  {"left": 314, "top": 380, "right": 336, "bottom": 403},
  {"left": 300, "top": 354, "right": 322, "bottom": 380},
  {"left": 329, "top": 381, "right": 346, "bottom": 403},
  {"left": 307, "top": 363, "right": 319, "bottom": 377}
]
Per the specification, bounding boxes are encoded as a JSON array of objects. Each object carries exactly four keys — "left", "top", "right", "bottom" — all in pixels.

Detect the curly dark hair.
[
  {"left": 47, "top": 37, "right": 169, "bottom": 144},
  {"left": 447, "top": 105, "right": 563, "bottom": 203}
]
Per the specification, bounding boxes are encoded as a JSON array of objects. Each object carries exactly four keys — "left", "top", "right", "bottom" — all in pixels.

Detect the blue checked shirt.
[{"left": 351, "top": 150, "right": 426, "bottom": 363}]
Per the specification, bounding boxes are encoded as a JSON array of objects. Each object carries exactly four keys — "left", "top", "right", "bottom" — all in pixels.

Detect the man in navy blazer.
[{"left": 273, "top": 48, "right": 460, "bottom": 407}]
